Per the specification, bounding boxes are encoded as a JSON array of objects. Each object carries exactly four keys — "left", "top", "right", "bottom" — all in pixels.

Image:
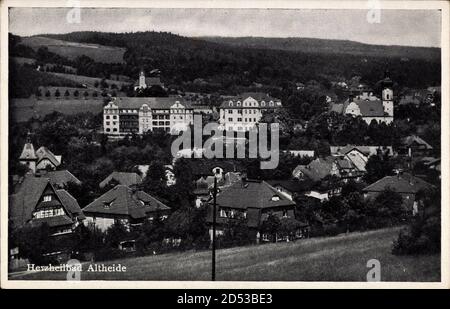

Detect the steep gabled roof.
[
  {"left": 330, "top": 145, "right": 393, "bottom": 157},
  {"left": 56, "top": 189, "right": 85, "bottom": 220},
  {"left": 35, "top": 146, "right": 61, "bottom": 167},
  {"left": 363, "top": 173, "right": 434, "bottom": 194},
  {"left": 9, "top": 176, "right": 76, "bottom": 228},
  {"left": 19, "top": 142, "right": 37, "bottom": 160},
  {"left": 293, "top": 157, "right": 336, "bottom": 182},
  {"left": 215, "top": 180, "right": 295, "bottom": 210},
  {"left": 351, "top": 99, "right": 387, "bottom": 117},
  {"left": 83, "top": 185, "right": 170, "bottom": 219},
  {"left": 402, "top": 135, "right": 433, "bottom": 150},
  {"left": 99, "top": 172, "right": 143, "bottom": 188},
  {"left": 9, "top": 176, "right": 48, "bottom": 227},
  {"left": 40, "top": 170, "right": 81, "bottom": 188}
]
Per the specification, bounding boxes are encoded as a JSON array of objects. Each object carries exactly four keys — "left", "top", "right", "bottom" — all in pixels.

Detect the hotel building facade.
[
  {"left": 218, "top": 92, "right": 282, "bottom": 131},
  {"left": 103, "top": 97, "right": 200, "bottom": 137}
]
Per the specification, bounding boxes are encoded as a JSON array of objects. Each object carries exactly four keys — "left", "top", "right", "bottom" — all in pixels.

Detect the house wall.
[
  {"left": 84, "top": 216, "right": 117, "bottom": 232},
  {"left": 104, "top": 101, "right": 193, "bottom": 137},
  {"left": 219, "top": 97, "right": 281, "bottom": 131},
  {"left": 104, "top": 102, "right": 120, "bottom": 135},
  {"left": 20, "top": 160, "right": 36, "bottom": 173},
  {"left": 36, "top": 159, "right": 56, "bottom": 170},
  {"left": 362, "top": 116, "right": 393, "bottom": 125},
  {"left": 305, "top": 191, "right": 329, "bottom": 201},
  {"left": 364, "top": 191, "right": 416, "bottom": 213}
]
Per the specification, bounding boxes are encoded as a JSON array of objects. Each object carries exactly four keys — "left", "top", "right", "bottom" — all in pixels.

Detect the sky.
[{"left": 9, "top": 8, "right": 442, "bottom": 47}]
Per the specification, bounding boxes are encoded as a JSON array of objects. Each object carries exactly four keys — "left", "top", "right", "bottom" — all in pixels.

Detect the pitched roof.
[
  {"left": 56, "top": 189, "right": 85, "bottom": 220},
  {"left": 330, "top": 145, "right": 394, "bottom": 158},
  {"left": 214, "top": 180, "right": 295, "bottom": 210},
  {"left": 266, "top": 179, "right": 312, "bottom": 193},
  {"left": 135, "top": 76, "right": 163, "bottom": 87},
  {"left": 402, "top": 135, "right": 433, "bottom": 150},
  {"left": 237, "top": 92, "right": 279, "bottom": 102},
  {"left": 19, "top": 142, "right": 37, "bottom": 160},
  {"left": 38, "top": 170, "right": 81, "bottom": 188},
  {"left": 83, "top": 185, "right": 170, "bottom": 219},
  {"left": 293, "top": 157, "right": 336, "bottom": 182},
  {"left": 363, "top": 173, "right": 434, "bottom": 194},
  {"left": 206, "top": 180, "right": 296, "bottom": 227},
  {"left": 99, "top": 172, "right": 143, "bottom": 188},
  {"left": 110, "top": 97, "right": 192, "bottom": 110},
  {"left": 220, "top": 92, "right": 282, "bottom": 108},
  {"left": 9, "top": 176, "right": 77, "bottom": 228},
  {"left": 35, "top": 146, "right": 61, "bottom": 167},
  {"left": 349, "top": 99, "right": 387, "bottom": 117},
  {"left": 9, "top": 176, "right": 49, "bottom": 227}
]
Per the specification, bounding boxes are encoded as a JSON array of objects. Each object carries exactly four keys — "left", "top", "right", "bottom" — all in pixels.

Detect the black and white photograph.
[{"left": 1, "top": 0, "right": 448, "bottom": 288}]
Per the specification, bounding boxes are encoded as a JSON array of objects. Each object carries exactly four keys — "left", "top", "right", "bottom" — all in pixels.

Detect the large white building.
[
  {"left": 218, "top": 92, "right": 283, "bottom": 131},
  {"left": 331, "top": 73, "right": 395, "bottom": 125},
  {"left": 103, "top": 97, "right": 198, "bottom": 136}
]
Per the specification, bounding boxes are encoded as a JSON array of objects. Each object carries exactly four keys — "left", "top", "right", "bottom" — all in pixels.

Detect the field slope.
[
  {"left": 20, "top": 36, "right": 126, "bottom": 63},
  {"left": 10, "top": 227, "right": 440, "bottom": 281}
]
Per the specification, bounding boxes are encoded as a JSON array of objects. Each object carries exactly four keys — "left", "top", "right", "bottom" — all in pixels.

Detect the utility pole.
[{"left": 212, "top": 176, "right": 217, "bottom": 281}]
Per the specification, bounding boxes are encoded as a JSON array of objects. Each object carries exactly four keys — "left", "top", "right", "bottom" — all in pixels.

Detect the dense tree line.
[{"left": 15, "top": 31, "right": 440, "bottom": 92}]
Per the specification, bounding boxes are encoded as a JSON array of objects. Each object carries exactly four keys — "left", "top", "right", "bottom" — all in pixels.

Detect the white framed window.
[
  {"left": 220, "top": 209, "right": 227, "bottom": 217},
  {"left": 43, "top": 195, "right": 52, "bottom": 202}
]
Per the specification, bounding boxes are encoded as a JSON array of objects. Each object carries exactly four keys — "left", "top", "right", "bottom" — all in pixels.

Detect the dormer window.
[
  {"left": 103, "top": 201, "right": 113, "bottom": 209},
  {"left": 261, "top": 101, "right": 266, "bottom": 106},
  {"left": 269, "top": 101, "right": 274, "bottom": 106},
  {"left": 271, "top": 195, "right": 280, "bottom": 201},
  {"left": 229, "top": 101, "right": 233, "bottom": 107},
  {"left": 236, "top": 101, "right": 241, "bottom": 107}
]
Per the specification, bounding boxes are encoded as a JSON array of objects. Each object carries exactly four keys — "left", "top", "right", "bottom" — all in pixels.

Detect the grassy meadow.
[{"left": 10, "top": 227, "right": 440, "bottom": 282}]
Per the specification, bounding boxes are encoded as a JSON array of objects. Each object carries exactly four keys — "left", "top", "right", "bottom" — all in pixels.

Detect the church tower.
[
  {"left": 381, "top": 70, "right": 394, "bottom": 117},
  {"left": 139, "top": 70, "right": 146, "bottom": 89},
  {"left": 19, "top": 132, "right": 37, "bottom": 174}
]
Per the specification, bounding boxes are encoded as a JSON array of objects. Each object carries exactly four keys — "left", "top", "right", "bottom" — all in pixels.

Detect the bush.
[
  {"left": 14, "top": 224, "right": 60, "bottom": 265},
  {"left": 94, "top": 247, "right": 128, "bottom": 262},
  {"left": 392, "top": 188, "right": 440, "bottom": 255}
]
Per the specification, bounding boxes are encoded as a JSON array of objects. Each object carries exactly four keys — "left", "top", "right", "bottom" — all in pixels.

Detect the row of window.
[
  {"left": 228, "top": 101, "right": 275, "bottom": 107},
  {"left": 105, "top": 115, "right": 118, "bottom": 120},
  {"left": 154, "top": 115, "right": 171, "bottom": 120},
  {"left": 219, "top": 208, "right": 246, "bottom": 219},
  {"left": 227, "top": 109, "right": 259, "bottom": 114},
  {"left": 34, "top": 207, "right": 65, "bottom": 219},
  {"left": 227, "top": 118, "right": 258, "bottom": 122}
]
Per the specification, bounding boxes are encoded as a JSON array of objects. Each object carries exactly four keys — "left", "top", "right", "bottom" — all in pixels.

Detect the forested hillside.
[
  {"left": 22, "top": 31, "right": 440, "bottom": 91},
  {"left": 200, "top": 36, "right": 440, "bottom": 60}
]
